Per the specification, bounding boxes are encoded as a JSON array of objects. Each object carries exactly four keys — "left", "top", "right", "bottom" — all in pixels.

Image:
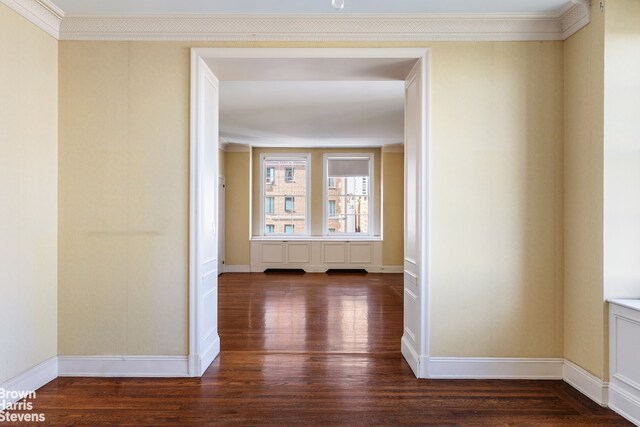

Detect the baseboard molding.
[
  {"left": 0, "top": 357, "right": 58, "bottom": 410},
  {"left": 562, "top": 360, "right": 609, "bottom": 406},
  {"left": 196, "top": 336, "right": 220, "bottom": 377},
  {"left": 609, "top": 383, "right": 640, "bottom": 426},
  {"left": 223, "top": 265, "right": 251, "bottom": 273},
  {"left": 401, "top": 336, "right": 420, "bottom": 377},
  {"left": 58, "top": 356, "right": 190, "bottom": 378},
  {"left": 380, "top": 265, "right": 404, "bottom": 273},
  {"left": 428, "top": 357, "right": 564, "bottom": 379}
]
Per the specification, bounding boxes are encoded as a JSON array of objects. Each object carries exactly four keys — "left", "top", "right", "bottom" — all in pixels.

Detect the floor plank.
[{"left": 8, "top": 273, "right": 630, "bottom": 426}]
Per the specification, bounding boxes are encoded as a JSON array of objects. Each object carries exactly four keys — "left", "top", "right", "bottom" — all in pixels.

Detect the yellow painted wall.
[
  {"left": 429, "top": 42, "right": 565, "bottom": 357},
  {"left": 58, "top": 42, "right": 189, "bottom": 355},
  {"left": 58, "top": 40, "right": 565, "bottom": 357},
  {"left": 250, "top": 147, "right": 383, "bottom": 237},
  {"left": 603, "top": 0, "right": 640, "bottom": 300},
  {"left": 224, "top": 151, "right": 251, "bottom": 265},
  {"left": 564, "top": 2, "right": 607, "bottom": 378},
  {"left": 0, "top": 4, "right": 58, "bottom": 382},
  {"left": 382, "top": 152, "right": 404, "bottom": 266}
]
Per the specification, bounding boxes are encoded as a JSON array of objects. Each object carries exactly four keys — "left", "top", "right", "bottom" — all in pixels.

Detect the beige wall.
[
  {"left": 58, "top": 40, "right": 565, "bottom": 358},
  {"left": 250, "top": 147, "right": 383, "bottom": 237},
  {"left": 58, "top": 42, "right": 190, "bottom": 355},
  {"left": 382, "top": 152, "right": 404, "bottom": 266},
  {"left": 224, "top": 151, "right": 251, "bottom": 265},
  {"left": 429, "top": 42, "right": 565, "bottom": 357},
  {"left": 0, "top": 4, "right": 58, "bottom": 382},
  {"left": 564, "top": 2, "right": 607, "bottom": 379},
  {"left": 604, "top": 0, "right": 640, "bottom": 300}
]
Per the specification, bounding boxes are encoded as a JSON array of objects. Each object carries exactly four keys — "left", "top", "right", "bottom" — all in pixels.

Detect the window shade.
[{"left": 327, "top": 158, "right": 370, "bottom": 177}]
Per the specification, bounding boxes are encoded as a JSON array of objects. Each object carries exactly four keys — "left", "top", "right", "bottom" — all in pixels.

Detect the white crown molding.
[
  {"left": 0, "top": 0, "right": 63, "bottom": 38},
  {"left": 58, "top": 6, "right": 591, "bottom": 42}
]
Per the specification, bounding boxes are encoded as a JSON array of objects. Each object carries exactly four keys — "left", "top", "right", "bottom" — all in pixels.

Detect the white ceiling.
[
  {"left": 220, "top": 81, "right": 405, "bottom": 147},
  {"left": 52, "top": 0, "right": 571, "bottom": 15}
]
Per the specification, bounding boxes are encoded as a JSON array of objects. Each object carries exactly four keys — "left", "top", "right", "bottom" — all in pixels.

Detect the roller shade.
[{"left": 327, "top": 158, "right": 370, "bottom": 178}]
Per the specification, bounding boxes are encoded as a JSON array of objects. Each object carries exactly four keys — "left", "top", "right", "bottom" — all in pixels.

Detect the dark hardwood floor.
[{"left": 9, "top": 273, "right": 630, "bottom": 426}]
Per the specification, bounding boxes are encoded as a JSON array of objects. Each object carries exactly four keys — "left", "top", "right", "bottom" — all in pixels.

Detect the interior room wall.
[
  {"left": 224, "top": 150, "right": 251, "bottom": 266},
  {"left": 58, "top": 40, "right": 565, "bottom": 358},
  {"left": 382, "top": 151, "right": 404, "bottom": 266},
  {"left": 429, "top": 41, "right": 565, "bottom": 357},
  {"left": 563, "top": 1, "right": 607, "bottom": 379},
  {"left": 0, "top": 3, "right": 58, "bottom": 383}
]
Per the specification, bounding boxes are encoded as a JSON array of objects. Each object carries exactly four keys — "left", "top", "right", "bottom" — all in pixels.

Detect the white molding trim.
[
  {"left": 609, "top": 383, "right": 640, "bottom": 426},
  {"left": 58, "top": 356, "right": 190, "bottom": 378},
  {"left": 0, "top": 0, "right": 63, "bottom": 39},
  {"left": 380, "top": 265, "right": 404, "bottom": 273},
  {"left": 0, "top": 358, "right": 58, "bottom": 410},
  {"left": 563, "top": 359, "right": 609, "bottom": 406},
  {"left": 58, "top": 8, "right": 590, "bottom": 42},
  {"left": 428, "top": 357, "right": 564, "bottom": 379},
  {"left": 223, "top": 264, "right": 251, "bottom": 273}
]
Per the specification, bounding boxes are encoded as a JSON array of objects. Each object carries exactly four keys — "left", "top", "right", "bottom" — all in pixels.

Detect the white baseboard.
[
  {"left": 428, "top": 357, "right": 564, "bottom": 379},
  {"left": 562, "top": 360, "right": 609, "bottom": 406},
  {"left": 196, "top": 336, "right": 220, "bottom": 377},
  {"left": 58, "top": 356, "right": 190, "bottom": 378},
  {"left": 380, "top": 265, "right": 404, "bottom": 273},
  {"left": 609, "top": 382, "right": 640, "bottom": 426},
  {"left": 0, "top": 357, "right": 58, "bottom": 410},
  {"left": 223, "top": 265, "right": 251, "bottom": 273},
  {"left": 401, "top": 336, "right": 420, "bottom": 377}
]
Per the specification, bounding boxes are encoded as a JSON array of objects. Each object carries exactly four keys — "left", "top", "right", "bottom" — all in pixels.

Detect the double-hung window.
[
  {"left": 324, "top": 154, "right": 373, "bottom": 236},
  {"left": 261, "top": 154, "right": 310, "bottom": 236}
]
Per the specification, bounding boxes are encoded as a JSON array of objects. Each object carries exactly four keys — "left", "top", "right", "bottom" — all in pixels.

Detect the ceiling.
[
  {"left": 219, "top": 81, "right": 405, "bottom": 147},
  {"left": 52, "top": 0, "right": 572, "bottom": 15}
]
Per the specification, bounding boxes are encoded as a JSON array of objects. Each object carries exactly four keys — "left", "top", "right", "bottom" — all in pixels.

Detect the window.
[
  {"left": 261, "top": 154, "right": 310, "bottom": 236},
  {"left": 328, "top": 200, "right": 336, "bottom": 217},
  {"left": 266, "top": 167, "right": 275, "bottom": 184},
  {"left": 285, "top": 167, "right": 295, "bottom": 182},
  {"left": 265, "top": 197, "right": 275, "bottom": 214},
  {"left": 324, "top": 154, "right": 373, "bottom": 235},
  {"left": 284, "top": 197, "right": 294, "bottom": 213}
]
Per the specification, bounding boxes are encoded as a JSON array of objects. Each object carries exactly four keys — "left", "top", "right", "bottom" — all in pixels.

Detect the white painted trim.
[
  {"left": 58, "top": 8, "right": 590, "bottom": 42},
  {"left": 609, "top": 383, "right": 640, "bottom": 426},
  {"left": 0, "top": 358, "right": 58, "bottom": 410},
  {"left": 428, "top": 357, "right": 564, "bottom": 379},
  {"left": 223, "top": 265, "right": 251, "bottom": 273},
  {"left": 563, "top": 359, "right": 609, "bottom": 406},
  {"left": 401, "top": 336, "right": 420, "bottom": 376},
  {"left": 58, "top": 356, "right": 190, "bottom": 377},
  {"left": 0, "top": 0, "right": 63, "bottom": 39},
  {"left": 381, "top": 265, "right": 404, "bottom": 273}
]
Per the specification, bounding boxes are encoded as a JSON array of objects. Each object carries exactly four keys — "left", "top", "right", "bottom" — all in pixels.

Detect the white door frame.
[{"left": 189, "top": 47, "right": 431, "bottom": 377}]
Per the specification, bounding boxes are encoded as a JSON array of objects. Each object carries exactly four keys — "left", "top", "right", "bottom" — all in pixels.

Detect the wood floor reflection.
[{"left": 27, "top": 273, "right": 630, "bottom": 426}]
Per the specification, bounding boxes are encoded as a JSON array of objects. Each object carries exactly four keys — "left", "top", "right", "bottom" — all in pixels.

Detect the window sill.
[{"left": 251, "top": 236, "right": 382, "bottom": 242}]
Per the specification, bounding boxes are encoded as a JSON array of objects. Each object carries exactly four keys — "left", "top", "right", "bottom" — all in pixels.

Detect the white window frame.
[
  {"left": 260, "top": 153, "right": 311, "bottom": 237},
  {"left": 322, "top": 153, "right": 375, "bottom": 237}
]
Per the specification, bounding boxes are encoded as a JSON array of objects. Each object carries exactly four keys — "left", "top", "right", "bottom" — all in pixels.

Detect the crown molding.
[
  {"left": 1, "top": 0, "right": 63, "bottom": 38},
  {"left": 58, "top": 5, "right": 591, "bottom": 42}
]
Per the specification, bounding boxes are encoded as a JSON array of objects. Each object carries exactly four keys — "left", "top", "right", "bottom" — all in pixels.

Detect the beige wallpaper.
[
  {"left": 382, "top": 152, "right": 404, "bottom": 266},
  {"left": 563, "top": 1, "right": 607, "bottom": 379},
  {"left": 0, "top": 4, "right": 58, "bottom": 383},
  {"left": 58, "top": 40, "right": 565, "bottom": 359},
  {"left": 223, "top": 151, "right": 251, "bottom": 265}
]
